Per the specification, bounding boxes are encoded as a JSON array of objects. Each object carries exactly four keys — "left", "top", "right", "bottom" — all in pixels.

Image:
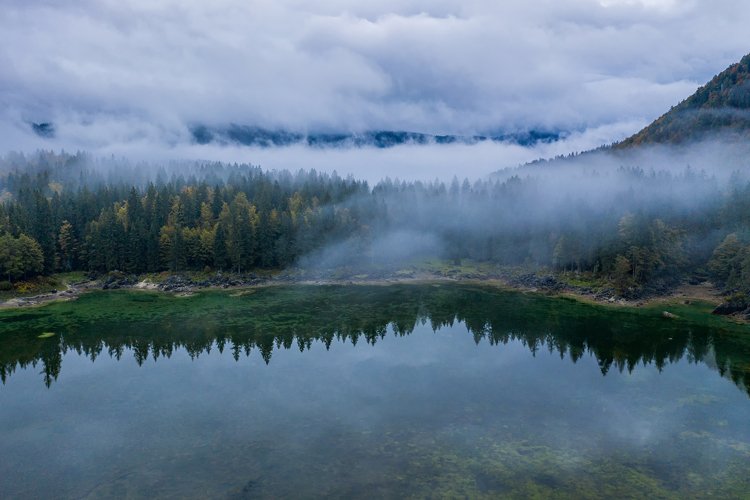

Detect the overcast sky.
[{"left": 0, "top": 0, "right": 748, "bottom": 160}]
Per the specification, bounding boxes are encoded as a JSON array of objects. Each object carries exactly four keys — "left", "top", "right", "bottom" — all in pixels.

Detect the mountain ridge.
[
  {"left": 616, "top": 53, "right": 750, "bottom": 148},
  {"left": 189, "top": 125, "right": 565, "bottom": 149}
]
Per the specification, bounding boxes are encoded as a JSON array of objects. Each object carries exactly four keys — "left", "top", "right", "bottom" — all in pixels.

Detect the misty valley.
[
  {"left": 2, "top": 5, "right": 750, "bottom": 498},
  {"left": 1, "top": 284, "right": 749, "bottom": 498},
  {"left": 3, "top": 130, "right": 750, "bottom": 500}
]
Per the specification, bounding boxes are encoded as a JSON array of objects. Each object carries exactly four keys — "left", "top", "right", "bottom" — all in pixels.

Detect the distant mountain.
[
  {"left": 31, "top": 122, "right": 55, "bottom": 138},
  {"left": 189, "top": 124, "right": 565, "bottom": 149},
  {"left": 25, "top": 119, "right": 564, "bottom": 149},
  {"left": 617, "top": 53, "right": 750, "bottom": 148}
]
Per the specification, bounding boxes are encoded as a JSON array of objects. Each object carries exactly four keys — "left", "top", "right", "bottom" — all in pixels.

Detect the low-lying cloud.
[{"left": 1, "top": 116, "right": 647, "bottom": 183}]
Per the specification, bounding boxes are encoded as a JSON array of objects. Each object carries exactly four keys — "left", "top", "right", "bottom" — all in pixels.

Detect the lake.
[{"left": 1, "top": 284, "right": 749, "bottom": 498}]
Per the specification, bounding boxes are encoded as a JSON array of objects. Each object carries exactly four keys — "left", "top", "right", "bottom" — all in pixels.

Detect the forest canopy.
[{"left": 0, "top": 150, "right": 749, "bottom": 297}]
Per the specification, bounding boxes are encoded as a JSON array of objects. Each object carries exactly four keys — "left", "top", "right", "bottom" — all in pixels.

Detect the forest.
[{"left": 1, "top": 150, "right": 749, "bottom": 297}]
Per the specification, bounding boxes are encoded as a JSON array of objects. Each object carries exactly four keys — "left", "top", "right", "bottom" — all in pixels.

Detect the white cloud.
[{"left": 0, "top": 0, "right": 747, "bottom": 151}]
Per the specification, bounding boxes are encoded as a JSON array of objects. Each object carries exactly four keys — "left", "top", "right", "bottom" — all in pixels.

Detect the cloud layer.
[{"left": 0, "top": 0, "right": 748, "bottom": 151}]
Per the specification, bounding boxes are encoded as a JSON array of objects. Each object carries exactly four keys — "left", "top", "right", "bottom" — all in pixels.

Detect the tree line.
[
  {"left": 0, "top": 152, "right": 368, "bottom": 279},
  {"left": 0, "top": 151, "right": 749, "bottom": 296}
]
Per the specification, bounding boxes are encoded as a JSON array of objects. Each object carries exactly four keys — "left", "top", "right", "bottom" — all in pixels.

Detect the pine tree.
[{"left": 57, "top": 220, "right": 77, "bottom": 271}]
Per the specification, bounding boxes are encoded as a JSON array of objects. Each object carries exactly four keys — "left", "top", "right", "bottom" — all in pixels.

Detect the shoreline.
[{"left": 0, "top": 270, "right": 731, "bottom": 319}]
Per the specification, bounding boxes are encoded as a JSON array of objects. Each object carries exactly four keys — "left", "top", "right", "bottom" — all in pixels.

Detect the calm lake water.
[{"left": 1, "top": 285, "right": 749, "bottom": 498}]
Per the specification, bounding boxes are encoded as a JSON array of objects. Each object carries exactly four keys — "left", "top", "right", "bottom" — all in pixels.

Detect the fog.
[
  {"left": 289, "top": 136, "right": 750, "bottom": 273},
  {"left": 0, "top": 115, "right": 646, "bottom": 183}
]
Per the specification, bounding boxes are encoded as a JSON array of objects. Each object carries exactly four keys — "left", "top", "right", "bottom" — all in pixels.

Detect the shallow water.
[{"left": 1, "top": 285, "right": 749, "bottom": 498}]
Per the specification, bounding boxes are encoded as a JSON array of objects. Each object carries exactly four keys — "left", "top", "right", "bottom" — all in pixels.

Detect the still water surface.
[{"left": 1, "top": 285, "right": 749, "bottom": 498}]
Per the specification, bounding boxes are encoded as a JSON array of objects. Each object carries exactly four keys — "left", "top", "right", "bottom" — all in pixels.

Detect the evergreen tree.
[{"left": 57, "top": 220, "right": 77, "bottom": 271}]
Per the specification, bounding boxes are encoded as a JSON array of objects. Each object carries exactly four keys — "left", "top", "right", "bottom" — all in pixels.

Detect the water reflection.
[
  {"left": 1, "top": 284, "right": 748, "bottom": 395},
  {"left": 2, "top": 285, "right": 750, "bottom": 498}
]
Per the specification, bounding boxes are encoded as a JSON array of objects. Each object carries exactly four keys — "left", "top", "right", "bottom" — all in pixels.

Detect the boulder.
[{"left": 712, "top": 296, "right": 749, "bottom": 315}]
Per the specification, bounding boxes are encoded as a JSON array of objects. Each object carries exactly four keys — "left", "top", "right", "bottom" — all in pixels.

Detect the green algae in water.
[{"left": 0, "top": 284, "right": 749, "bottom": 498}]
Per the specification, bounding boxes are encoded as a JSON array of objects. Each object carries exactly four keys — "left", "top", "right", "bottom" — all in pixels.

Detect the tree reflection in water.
[{"left": 0, "top": 284, "right": 748, "bottom": 395}]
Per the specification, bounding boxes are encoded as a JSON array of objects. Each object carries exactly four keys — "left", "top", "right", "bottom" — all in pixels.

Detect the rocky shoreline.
[{"left": 504, "top": 274, "right": 749, "bottom": 319}]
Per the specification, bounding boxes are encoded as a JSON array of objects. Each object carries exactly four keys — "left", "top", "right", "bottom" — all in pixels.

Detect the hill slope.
[{"left": 617, "top": 53, "right": 750, "bottom": 148}]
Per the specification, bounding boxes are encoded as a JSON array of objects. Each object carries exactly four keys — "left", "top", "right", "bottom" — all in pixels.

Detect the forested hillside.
[
  {"left": 617, "top": 53, "right": 750, "bottom": 147},
  {"left": 1, "top": 151, "right": 750, "bottom": 298}
]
